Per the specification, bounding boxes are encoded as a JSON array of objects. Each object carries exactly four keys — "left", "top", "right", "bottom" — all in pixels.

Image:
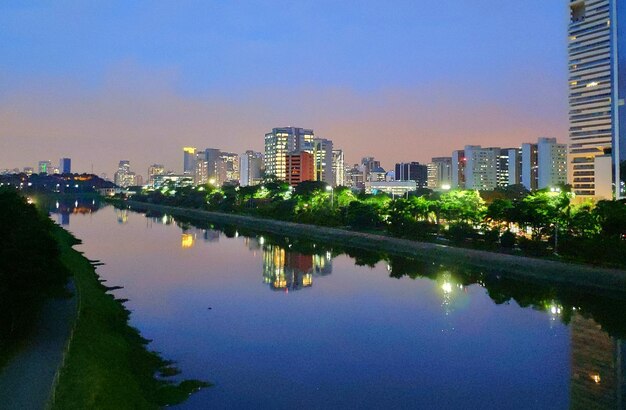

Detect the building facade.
[
  {"left": 332, "top": 149, "right": 345, "bottom": 187},
  {"left": 240, "top": 150, "right": 264, "bottom": 187},
  {"left": 59, "top": 158, "right": 71, "bottom": 174},
  {"left": 451, "top": 150, "right": 466, "bottom": 189},
  {"left": 148, "top": 164, "right": 165, "bottom": 187},
  {"left": 264, "top": 127, "right": 314, "bottom": 180},
  {"left": 522, "top": 138, "right": 568, "bottom": 190},
  {"left": 427, "top": 157, "right": 452, "bottom": 189},
  {"left": 464, "top": 145, "right": 499, "bottom": 191},
  {"left": 395, "top": 162, "right": 428, "bottom": 188},
  {"left": 285, "top": 151, "right": 315, "bottom": 186},
  {"left": 312, "top": 138, "right": 334, "bottom": 185},
  {"left": 568, "top": 0, "right": 625, "bottom": 199},
  {"left": 183, "top": 147, "right": 196, "bottom": 175}
]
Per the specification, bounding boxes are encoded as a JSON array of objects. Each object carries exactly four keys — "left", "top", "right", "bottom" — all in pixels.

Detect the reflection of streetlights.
[{"left": 326, "top": 185, "right": 334, "bottom": 208}]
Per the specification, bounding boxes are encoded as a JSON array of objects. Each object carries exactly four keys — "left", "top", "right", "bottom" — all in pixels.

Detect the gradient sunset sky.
[{"left": 0, "top": 1, "right": 570, "bottom": 177}]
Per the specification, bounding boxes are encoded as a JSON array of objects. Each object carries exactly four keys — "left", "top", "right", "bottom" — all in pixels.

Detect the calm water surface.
[{"left": 52, "top": 201, "right": 626, "bottom": 409}]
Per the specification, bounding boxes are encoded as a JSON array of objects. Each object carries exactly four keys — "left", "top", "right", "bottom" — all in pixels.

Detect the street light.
[{"left": 326, "top": 185, "right": 334, "bottom": 208}]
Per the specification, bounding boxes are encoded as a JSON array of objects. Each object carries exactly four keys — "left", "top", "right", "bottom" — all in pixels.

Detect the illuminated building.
[
  {"left": 183, "top": 147, "right": 196, "bottom": 175},
  {"left": 332, "top": 149, "right": 345, "bottom": 187},
  {"left": 59, "top": 158, "right": 71, "bottom": 174},
  {"left": 261, "top": 244, "right": 323, "bottom": 291},
  {"left": 365, "top": 180, "right": 416, "bottom": 196},
  {"left": 505, "top": 148, "right": 522, "bottom": 186},
  {"left": 312, "top": 138, "right": 334, "bottom": 185},
  {"left": 395, "top": 162, "right": 428, "bottom": 188},
  {"left": 264, "top": 127, "right": 315, "bottom": 180},
  {"left": 148, "top": 164, "right": 165, "bottom": 187},
  {"left": 464, "top": 145, "right": 500, "bottom": 191},
  {"left": 568, "top": 0, "right": 625, "bottom": 199},
  {"left": 451, "top": 150, "right": 466, "bottom": 189},
  {"left": 152, "top": 174, "right": 194, "bottom": 189},
  {"left": 194, "top": 154, "right": 209, "bottom": 185},
  {"left": 216, "top": 152, "right": 239, "bottom": 186},
  {"left": 38, "top": 160, "right": 52, "bottom": 174},
  {"left": 23, "top": 167, "right": 34, "bottom": 176},
  {"left": 427, "top": 157, "right": 452, "bottom": 189},
  {"left": 522, "top": 138, "right": 568, "bottom": 190},
  {"left": 113, "top": 160, "right": 138, "bottom": 188},
  {"left": 239, "top": 150, "right": 264, "bottom": 186},
  {"left": 286, "top": 152, "right": 315, "bottom": 186}
]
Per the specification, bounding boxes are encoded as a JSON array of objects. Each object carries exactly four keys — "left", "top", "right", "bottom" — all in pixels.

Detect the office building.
[
  {"left": 345, "top": 164, "right": 365, "bottom": 189},
  {"left": 568, "top": 0, "right": 625, "bottom": 199},
  {"left": 183, "top": 147, "right": 196, "bottom": 175},
  {"left": 59, "top": 158, "right": 71, "bottom": 174},
  {"left": 148, "top": 164, "right": 165, "bottom": 187},
  {"left": 506, "top": 148, "right": 522, "bottom": 186},
  {"left": 395, "top": 162, "right": 428, "bottom": 188},
  {"left": 313, "top": 138, "right": 334, "bottom": 185},
  {"left": 522, "top": 138, "right": 568, "bottom": 190},
  {"left": 365, "top": 180, "right": 417, "bottom": 196},
  {"left": 195, "top": 154, "right": 209, "bottom": 185},
  {"left": 464, "top": 145, "right": 500, "bottom": 191},
  {"left": 332, "top": 149, "right": 345, "bottom": 187},
  {"left": 264, "top": 127, "right": 315, "bottom": 180},
  {"left": 451, "top": 150, "right": 466, "bottom": 189},
  {"left": 285, "top": 152, "right": 314, "bottom": 186},
  {"left": 427, "top": 157, "right": 452, "bottom": 189},
  {"left": 114, "top": 160, "right": 138, "bottom": 188},
  {"left": 240, "top": 151, "right": 264, "bottom": 187},
  {"left": 38, "top": 160, "right": 52, "bottom": 174},
  {"left": 216, "top": 152, "right": 239, "bottom": 186}
]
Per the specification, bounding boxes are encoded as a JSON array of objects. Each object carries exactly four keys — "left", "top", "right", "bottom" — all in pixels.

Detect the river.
[{"left": 50, "top": 200, "right": 626, "bottom": 409}]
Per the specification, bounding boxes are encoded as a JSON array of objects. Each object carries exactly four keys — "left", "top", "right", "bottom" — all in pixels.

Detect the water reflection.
[
  {"left": 45, "top": 201, "right": 626, "bottom": 408},
  {"left": 261, "top": 244, "right": 332, "bottom": 292},
  {"left": 41, "top": 195, "right": 101, "bottom": 226},
  {"left": 570, "top": 313, "right": 626, "bottom": 409}
]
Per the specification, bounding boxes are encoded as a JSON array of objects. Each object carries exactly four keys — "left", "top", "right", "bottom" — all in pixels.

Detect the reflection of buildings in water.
[
  {"left": 58, "top": 213, "right": 70, "bottom": 226},
  {"left": 262, "top": 244, "right": 332, "bottom": 291},
  {"left": 181, "top": 233, "right": 195, "bottom": 249},
  {"left": 203, "top": 229, "right": 220, "bottom": 242},
  {"left": 570, "top": 314, "right": 625, "bottom": 409},
  {"left": 116, "top": 209, "right": 128, "bottom": 224},
  {"left": 245, "top": 237, "right": 261, "bottom": 252}
]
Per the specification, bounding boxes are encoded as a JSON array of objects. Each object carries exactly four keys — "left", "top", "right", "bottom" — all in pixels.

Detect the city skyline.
[{"left": 0, "top": 1, "right": 569, "bottom": 176}]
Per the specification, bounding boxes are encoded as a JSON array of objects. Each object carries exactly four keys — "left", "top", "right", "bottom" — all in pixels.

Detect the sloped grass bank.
[{"left": 50, "top": 226, "right": 208, "bottom": 409}]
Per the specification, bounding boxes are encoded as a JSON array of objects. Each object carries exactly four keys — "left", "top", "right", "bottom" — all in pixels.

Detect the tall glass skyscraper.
[{"left": 568, "top": 0, "right": 625, "bottom": 199}]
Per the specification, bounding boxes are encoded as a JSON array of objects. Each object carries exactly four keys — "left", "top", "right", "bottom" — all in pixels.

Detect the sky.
[{"left": 0, "top": 0, "right": 570, "bottom": 177}]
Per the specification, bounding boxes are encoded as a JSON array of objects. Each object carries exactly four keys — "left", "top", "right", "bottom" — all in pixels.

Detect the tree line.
[{"left": 130, "top": 181, "right": 626, "bottom": 268}]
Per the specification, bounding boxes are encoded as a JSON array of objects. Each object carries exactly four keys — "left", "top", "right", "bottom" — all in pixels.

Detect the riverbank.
[
  {"left": 49, "top": 222, "right": 207, "bottom": 409},
  {"left": 123, "top": 200, "right": 626, "bottom": 295}
]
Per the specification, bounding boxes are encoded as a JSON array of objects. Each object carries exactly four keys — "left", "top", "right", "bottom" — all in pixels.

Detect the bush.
[
  {"left": 445, "top": 223, "right": 477, "bottom": 245},
  {"left": 517, "top": 237, "right": 549, "bottom": 257},
  {"left": 500, "top": 230, "right": 516, "bottom": 249}
]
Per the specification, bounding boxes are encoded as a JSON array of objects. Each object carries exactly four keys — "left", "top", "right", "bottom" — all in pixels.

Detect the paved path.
[{"left": 0, "top": 281, "right": 76, "bottom": 410}]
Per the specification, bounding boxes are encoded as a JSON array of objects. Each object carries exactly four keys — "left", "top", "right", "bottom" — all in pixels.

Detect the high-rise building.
[
  {"left": 114, "top": 160, "right": 137, "bottom": 187},
  {"left": 38, "top": 160, "right": 52, "bottom": 174},
  {"left": 395, "top": 162, "right": 428, "bottom": 188},
  {"left": 345, "top": 164, "right": 365, "bottom": 189},
  {"left": 264, "top": 127, "right": 315, "bottom": 180},
  {"left": 59, "top": 158, "right": 71, "bottom": 174},
  {"left": 451, "top": 150, "right": 466, "bottom": 189},
  {"left": 507, "top": 148, "right": 522, "bottom": 186},
  {"left": 240, "top": 151, "right": 264, "bottom": 187},
  {"left": 148, "top": 164, "right": 165, "bottom": 187},
  {"left": 464, "top": 146, "right": 500, "bottom": 191},
  {"left": 312, "top": 138, "right": 334, "bottom": 185},
  {"left": 183, "top": 147, "right": 196, "bottom": 175},
  {"left": 522, "top": 138, "right": 568, "bottom": 191},
  {"left": 285, "top": 151, "right": 315, "bottom": 186},
  {"left": 427, "top": 157, "right": 452, "bottom": 189},
  {"left": 568, "top": 0, "right": 625, "bottom": 199},
  {"left": 332, "top": 149, "right": 345, "bottom": 187},
  {"left": 216, "top": 152, "right": 239, "bottom": 186}
]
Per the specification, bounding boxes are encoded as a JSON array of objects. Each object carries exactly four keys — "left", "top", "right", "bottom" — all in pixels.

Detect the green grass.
[{"left": 51, "top": 226, "right": 208, "bottom": 409}]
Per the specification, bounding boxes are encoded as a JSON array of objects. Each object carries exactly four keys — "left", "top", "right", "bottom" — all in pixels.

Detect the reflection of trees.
[{"left": 131, "top": 206, "right": 626, "bottom": 339}]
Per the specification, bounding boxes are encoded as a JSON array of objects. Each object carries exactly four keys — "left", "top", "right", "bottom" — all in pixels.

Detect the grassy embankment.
[{"left": 50, "top": 219, "right": 208, "bottom": 409}]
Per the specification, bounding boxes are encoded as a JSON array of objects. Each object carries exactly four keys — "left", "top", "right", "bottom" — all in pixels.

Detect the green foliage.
[
  {"left": 438, "top": 190, "right": 485, "bottom": 224},
  {"left": 500, "top": 230, "right": 516, "bottom": 249}
]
